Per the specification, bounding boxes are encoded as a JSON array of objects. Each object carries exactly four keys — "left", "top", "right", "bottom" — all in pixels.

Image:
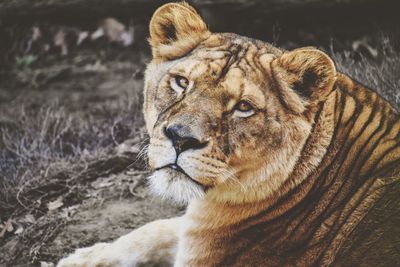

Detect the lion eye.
[
  {"left": 233, "top": 100, "right": 255, "bottom": 118},
  {"left": 170, "top": 75, "right": 190, "bottom": 93},
  {"left": 235, "top": 100, "right": 253, "bottom": 112},
  {"left": 175, "top": 76, "right": 189, "bottom": 90}
]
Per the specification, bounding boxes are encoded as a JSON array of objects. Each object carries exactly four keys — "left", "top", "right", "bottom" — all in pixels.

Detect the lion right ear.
[
  {"left": 149, "top": 2, "right": 210, "bottom": 61},
  {"left": 271, "top": 48, "right": 337, "bottom": 113}
]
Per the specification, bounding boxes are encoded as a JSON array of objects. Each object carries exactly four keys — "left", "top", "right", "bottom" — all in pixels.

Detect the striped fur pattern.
[{"left": 57, "top": 2, "right": 400, "bottom": 267}]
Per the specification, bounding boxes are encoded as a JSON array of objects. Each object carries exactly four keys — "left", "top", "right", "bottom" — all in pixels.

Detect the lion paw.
[{"left": 57, "top": 242, "right": 122, "bottom": 267}]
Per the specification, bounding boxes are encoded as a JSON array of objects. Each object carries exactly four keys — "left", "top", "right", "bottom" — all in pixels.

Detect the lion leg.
[{"left": 57, "top": 216, "right": 182, "bottom": 267}]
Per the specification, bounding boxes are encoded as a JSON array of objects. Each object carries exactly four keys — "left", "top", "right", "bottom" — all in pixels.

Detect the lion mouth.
[{"left": 155, "top": 164, "right": 206, "bottom": 188}]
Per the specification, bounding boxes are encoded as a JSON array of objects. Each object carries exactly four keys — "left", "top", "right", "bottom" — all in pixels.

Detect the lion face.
[{"left": 144, "top": 3, "right": 336, "bottom": 204}]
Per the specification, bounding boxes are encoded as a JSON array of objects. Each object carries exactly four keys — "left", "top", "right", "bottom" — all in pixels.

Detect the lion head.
[{"left": 144, "top": 3, "right": 337, "bottom": 204}]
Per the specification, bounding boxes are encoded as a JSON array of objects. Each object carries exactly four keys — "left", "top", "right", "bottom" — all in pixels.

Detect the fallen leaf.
[
  {"left": 97, "top": 181, "right": 114, "bottom": 188},
  {"left": 60, "top": 205, "right": 79, "bottom": 218},
  {"left": 47, "top": 197, "right": 64, "bottom": 211},
  {"left": 77, "top": 31, "right": 89, "bottom": 45},
  {"left": 99, "top": 17, "right": 125, "bottom": 42},
  {"left": 91, "top": 27, "right": 105, "bottom": 40},
  {"left": 0, "top": 219, "right": 14, "bottom": 238},
  {"left": 32, "top": 26, "right": 42, "bottom": 42},
  {"left": 84, "top": 60, "right": 107, "bottom": 72},
  {"left": 15, "top": 225, "right": 24, "bottom": 235},
  {"left": 4, "top": 219, "right": 14, "bottom": 232},
  {"left": 21, "top": 214, "right": 36, "bottom": 224},
  {"left": 40, "top": 261, "right": 55, "bottom": 267},
  {"left": 120, "top": 29, "right": 134, "bottom": 47},
  {"left": 53, "top": 29, "right": 68, "bottom": 56}
]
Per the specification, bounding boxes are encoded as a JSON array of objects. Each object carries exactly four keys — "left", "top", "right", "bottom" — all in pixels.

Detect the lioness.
[{"left": 58, "top": 2, "right": 400, "bottom": 266}]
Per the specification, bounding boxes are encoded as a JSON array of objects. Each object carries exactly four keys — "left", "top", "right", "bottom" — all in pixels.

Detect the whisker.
[
  {"left": 219, "top": 167, "right": 246, "bottom": 192},
  {"left": 137, "top": 144, "right": 150, "bottom": 160},
  {"left": 127, "top": 144, "right": 150, "bottom": 169}
]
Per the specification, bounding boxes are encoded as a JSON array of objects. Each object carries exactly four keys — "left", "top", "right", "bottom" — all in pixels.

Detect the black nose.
[{"left": 164, "top": 124, "right": 207, "bottom": 154}]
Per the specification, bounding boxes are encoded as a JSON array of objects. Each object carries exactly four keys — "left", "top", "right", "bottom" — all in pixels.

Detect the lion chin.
[{"left": 148, "top": 167, "right": 206, "bottom": 205}]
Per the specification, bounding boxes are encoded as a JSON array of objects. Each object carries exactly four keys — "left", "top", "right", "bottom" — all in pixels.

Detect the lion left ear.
[
  {"left": 149, "top": 2, "right": 210, "bottom": 61},
  {"left": 271, "top": 48, "right": 337, "bottom": 113}
]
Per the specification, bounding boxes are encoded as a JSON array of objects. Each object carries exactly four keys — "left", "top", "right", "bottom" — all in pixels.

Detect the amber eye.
[
  {"left": 175, "top": 76, "right": 189, "bottom": 90},
  {"left": 233, "top": 100, "right": 255, "bottom": 118},
  {"left": 235, "top": 100, "right": 253, "bottom": 112}
]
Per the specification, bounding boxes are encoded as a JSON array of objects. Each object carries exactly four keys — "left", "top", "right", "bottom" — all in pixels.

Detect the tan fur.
[
  {"left": 57, "top": 3, "right": 400, "bottom": 267},
  {"left": 149, "top": 2, "right": 210, "bottom": 61}
]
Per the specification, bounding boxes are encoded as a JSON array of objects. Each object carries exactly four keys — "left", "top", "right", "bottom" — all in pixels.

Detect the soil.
[{"left": 1, "top": 170, "right": 182, "bottom": 266}]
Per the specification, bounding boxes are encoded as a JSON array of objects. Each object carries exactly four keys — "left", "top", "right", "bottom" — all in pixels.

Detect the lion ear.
[
  {"left": 149, "top": 2, "right": 210, "bottom": 61},
  {"left": 271, "top": 48, "right": 337, "bottom": 113}
]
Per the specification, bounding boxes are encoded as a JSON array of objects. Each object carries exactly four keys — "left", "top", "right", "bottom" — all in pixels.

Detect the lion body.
[
  {"left": 58, "top": 3, "right": 400, "bottom": 267},
  {"left": 175, "top": 73, "right": 400, "bottom": 266}
]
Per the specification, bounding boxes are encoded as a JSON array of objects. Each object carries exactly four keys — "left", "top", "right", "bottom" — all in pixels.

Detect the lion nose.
[{"left": 164, "top": 124, "right": 208, "bottom": 155}]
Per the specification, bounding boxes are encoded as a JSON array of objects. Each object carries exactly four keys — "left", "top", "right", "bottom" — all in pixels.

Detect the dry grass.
[
  {"left": 0, "top": 96, "right": 144, "bottom": 218},
  {"left": 330, "top": 36, "right": 400, "bottom": 108}
]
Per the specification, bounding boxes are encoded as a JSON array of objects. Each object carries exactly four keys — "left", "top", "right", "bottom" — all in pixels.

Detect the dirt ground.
[
  {"left": 1, "top": 170, "right": 182, "bottom": 266},
  {"left": 0, "top": 13, "right": 399, "bottom": 266}
]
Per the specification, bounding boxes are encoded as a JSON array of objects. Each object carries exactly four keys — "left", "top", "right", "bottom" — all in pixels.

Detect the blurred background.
[{"left": 0, "top": 0, "right": 399, "bottom": 266}]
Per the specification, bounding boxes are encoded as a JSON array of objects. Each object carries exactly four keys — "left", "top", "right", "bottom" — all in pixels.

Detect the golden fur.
[{"left": 58, "top": 2, "right": 400, "bottom": 267}]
